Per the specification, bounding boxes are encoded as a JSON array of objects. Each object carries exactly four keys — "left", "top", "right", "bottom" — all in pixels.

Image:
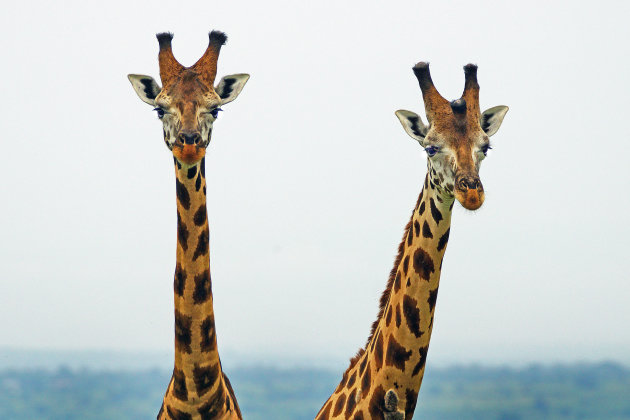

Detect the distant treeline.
[{"left": 1, "top": 362, "right": 629, "bottom": 420}]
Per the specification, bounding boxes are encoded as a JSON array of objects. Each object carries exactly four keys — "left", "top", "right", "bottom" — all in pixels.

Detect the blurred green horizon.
[{"left": 1, "top": 360, "right": 629, "bottom": 420}]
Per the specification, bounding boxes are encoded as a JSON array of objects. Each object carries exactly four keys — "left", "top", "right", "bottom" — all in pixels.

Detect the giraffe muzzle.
[{"left": 455, "top": 175, "right": 485, "bottom": 210}]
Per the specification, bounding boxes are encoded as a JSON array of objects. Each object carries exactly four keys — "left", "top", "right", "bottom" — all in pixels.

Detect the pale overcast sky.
[{"left": 1, "top": 0, "right": 629, "bottom": 369}]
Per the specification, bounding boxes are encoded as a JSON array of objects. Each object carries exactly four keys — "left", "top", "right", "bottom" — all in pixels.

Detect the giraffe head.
[
  {"left": 128, "top": 31, "right": 249, "bottom": 165},
  {"left": 396, "top": 63, "right": 508, "bottom": 210}
]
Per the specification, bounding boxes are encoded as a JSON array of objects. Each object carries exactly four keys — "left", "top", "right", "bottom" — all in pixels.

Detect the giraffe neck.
[
  {"left": 159, "top": 157, "right": 242, "bottom": 420},
  {"left": 317, "top": 174, "right": 454, "bottom": 420}
]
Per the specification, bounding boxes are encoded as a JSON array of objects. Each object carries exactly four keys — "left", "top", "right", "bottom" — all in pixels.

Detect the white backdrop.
[{"left": 1, "top": 0, "right": 629, "bottom": 368}]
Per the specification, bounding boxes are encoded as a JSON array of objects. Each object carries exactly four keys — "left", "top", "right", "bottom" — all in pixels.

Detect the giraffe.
[
  {"left": 315, "top": 62, "right": 508, "bottom": 420},
  {"left": 128, "top": 31, "right": 249, "bottom": 420}
]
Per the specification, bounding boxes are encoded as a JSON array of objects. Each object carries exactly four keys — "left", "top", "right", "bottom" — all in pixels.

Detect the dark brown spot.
[
  {"left": 193, "top": 364, "right": 220, "bottom": 397},
  {"left": 174, "top": 310, "right": 192, "bottom": 354},
  {"left": 175, "top": 179, "right": 190, "bottom": 210},
  {"left": 393, "top": 271, "right": 401, "bottom": 293},
  {"left": 414, "top": 220, "right": 420, "bottom": 236},
  {"left": 428, "top": 287, "right": 439, "bottom": 312},
  {"left": 368, "top": 385, "right": 386, "bottom": 419},
  {"left": 353, "top": 410, "right": 365, "bottom": 420},
  {"left": 198, "top": 383, "right": 225, "bottom": 420},
  {"left": 374, "top": 330, "right": 384, "bottom": 371},
  {"left": 167, "top": 406, "right": 192, "bottom": 420},
  {"left": 193, "top": 270, "right": 212, "bottom": 304},
  {"left": 187, "top": 166, "right": 197, "bottom": 179},
  {"left": 402, "top": 256, "right": 409, "bottom": 276},
  {"left": 174, "top": 264, "right": 186, "bottom": 297},
  {"left": 386, "top": 305, "right": 392, "bottom": 326},
  {"left": 195, "top": 173, "right": 202, "bottom": 192},
  {"left": 429, "top": 198, "right": 442, "bottom": 224},
  {"left": 316, "top": 401, "right": 333, "bottom": 420},
  {"left": 385, "top": 335, "right": 412, "bottom": 370},
  {"left": 172, "top": 368, "right": 188, "bottom": 401},
  {"left": 177, "top": 212, "right": 189, "bottom": 251},
  {"left": 345, "top": 388, "right": 357, "bottom": 419},
  {"left": 405, "top": 388, "right": 418, "bottom": 417},
  {"left": 200, "top": 314, "right": 216, "bottom": 352},
  {"left": 437, "top": 228, "right": 450, "bottom": 251},
  {"left": 333, "top": 393, "right": 347, "bottom": 416},
  {"left": 347, "top": 371, "right": 357, "bottom": 388},
  {"left": 359, "top": 357, "right": 367, "bottom": 375},
  {"left": 411, "top": 346, "right": 429, "bottom": 377},
  {"left": 419, "top": 201, "right": 426, "bottom": 216},
  {"left": 193, "top": 229, "right": 209, "bottom": 261},
  {"left": 403, "top": 295, "right": 423, "bottom": 338},
  {"left": 413, "top": 247, "right": 435, "bottom": 280},
  {"left": 422, "top": 220, "right": 433, "bottom": 238},
  {"left": 193, "top": 204, "right": 207, "bottom": 226},
  {"left": 395, "top": 304, "right": 401, "bottom": 328},
  {"left": 361, "top": 360, "right": 371, "bottom": 395},
  {"left": 407, "top": 228, "right": 412, "bottom": 246}
]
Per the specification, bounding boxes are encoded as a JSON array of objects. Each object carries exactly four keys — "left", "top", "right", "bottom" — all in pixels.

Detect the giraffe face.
[
  {"left": 396, "top": 104, "right": 508, "bottom": 210},
  {"left": 154, "top": 70, "right": 221, "bottom": 164},
  {"left": 128, "top": 72, "right": 249, "bottom": 166},
  {"left": 128, "top": 31, "right": 249, "bottom": 166}
]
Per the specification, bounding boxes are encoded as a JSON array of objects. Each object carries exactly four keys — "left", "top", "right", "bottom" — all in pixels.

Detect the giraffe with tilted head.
[
  {"left": 315, "top": 63, "right": 508, "bottom": 420},
  {"left": 128, "top": 31, "right": 249, "bottom": 420}
]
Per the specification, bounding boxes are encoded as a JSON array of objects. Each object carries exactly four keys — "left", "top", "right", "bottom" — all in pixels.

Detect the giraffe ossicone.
[
  {"left": 128, "top": 31, "right": 248, "bottom": 420},
  {"left": 316, "top": 62, "right": 508, "bottom": 420}
]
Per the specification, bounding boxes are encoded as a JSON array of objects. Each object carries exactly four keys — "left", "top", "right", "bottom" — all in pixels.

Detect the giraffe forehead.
[
  {"left": 160, "top": 73, "right": 220, "bottom": 110},
  {"left": 429, "top": 123, "right": 486, "bottom": 148}
]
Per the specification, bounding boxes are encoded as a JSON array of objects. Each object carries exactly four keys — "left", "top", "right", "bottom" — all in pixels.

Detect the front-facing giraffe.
[
  {"left": 128, "top": 31, "right": 249, "bottom": 420},
  {"left": 315, "top": 63, "right": 508, "bottom": 420}
]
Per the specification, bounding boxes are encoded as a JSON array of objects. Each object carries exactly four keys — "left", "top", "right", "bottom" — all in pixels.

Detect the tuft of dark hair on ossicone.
[
  {"left": 208, "top": 30, "right": 228, "bottom": 47},
  {"left": 156, "top": 32, "right": 174, "bottom": 49}
]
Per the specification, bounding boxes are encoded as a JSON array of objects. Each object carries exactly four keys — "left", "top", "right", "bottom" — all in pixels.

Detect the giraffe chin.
[
  {"left": 172, "top": 144, "right": 206, "bottom": 165},
  {"left": 456, "top": 189, "right": 485, "bottom": 210}
]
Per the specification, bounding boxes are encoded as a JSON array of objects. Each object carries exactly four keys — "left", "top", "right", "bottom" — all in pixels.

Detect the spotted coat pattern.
[
  {"left": 315, "top": 172, "right": 454, "bottom": 420},
  {"left": 158, "top": 160, "right": 242, "bottom": 420}
]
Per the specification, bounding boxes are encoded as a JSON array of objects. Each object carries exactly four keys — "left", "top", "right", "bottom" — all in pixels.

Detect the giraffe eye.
[
  {"left": 481, "top": 144, "right": 492, "bottom": 156},
  {"left": 153, "top": 107, "right": 165, "bottom": 119},
  {"left": 424, "top": 146, "right": 439, "bottom": 157},
  {"left": 210, "top": 108, "right": 223, "bottom": 118}
]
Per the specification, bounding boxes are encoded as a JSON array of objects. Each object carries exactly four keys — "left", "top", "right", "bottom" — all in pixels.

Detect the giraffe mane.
[{"left": 346, "top": 190, "right": 422, "bottom": 371}]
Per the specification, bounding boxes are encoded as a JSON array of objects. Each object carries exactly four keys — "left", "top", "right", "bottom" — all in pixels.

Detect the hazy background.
[{"left": 1, "top": 0, "right": 629, "bottom": 371}]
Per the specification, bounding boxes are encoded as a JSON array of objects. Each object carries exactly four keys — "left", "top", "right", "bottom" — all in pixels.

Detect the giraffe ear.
[
  {"left": 480, "top": 105, "right": 509, "bottom": 137},
  {"left": 215, "top": 74, "right": 250, "bottom": 105},
  {"left": 128, "top": 74, "right": 161, "bottom": 106},
  {"left": 395, "top": 110, "right": 429, "bottom": 145}
]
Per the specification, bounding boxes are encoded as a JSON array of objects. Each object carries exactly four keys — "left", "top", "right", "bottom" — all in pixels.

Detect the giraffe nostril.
[
  {"left": 458, "top": 177, "right": 481, "bottom": 190},
  {"left": 178, "top": 132, "right": 201, "bottom": 145}
]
